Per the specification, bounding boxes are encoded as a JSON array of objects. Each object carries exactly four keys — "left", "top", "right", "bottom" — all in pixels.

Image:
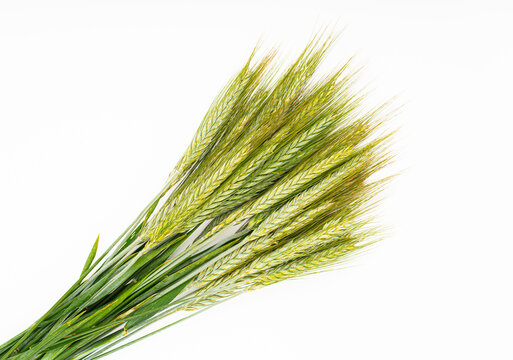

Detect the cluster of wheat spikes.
[{"left": 0, "top": 34, "right": 394, "bottom": 360}]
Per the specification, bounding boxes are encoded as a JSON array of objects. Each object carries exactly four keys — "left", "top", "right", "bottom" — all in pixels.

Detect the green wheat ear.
[{"left": 0, "top": 32, "right": 395, "bottom": 360}]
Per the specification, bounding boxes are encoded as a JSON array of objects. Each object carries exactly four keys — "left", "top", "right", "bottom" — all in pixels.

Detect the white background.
[{"left": 1, "top": 1, "right": 512, "bottom": 359}]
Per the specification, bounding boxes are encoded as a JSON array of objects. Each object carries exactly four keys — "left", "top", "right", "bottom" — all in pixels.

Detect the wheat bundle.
[{"left": 0, "top": 33, "right": 394, "bottom": 360}]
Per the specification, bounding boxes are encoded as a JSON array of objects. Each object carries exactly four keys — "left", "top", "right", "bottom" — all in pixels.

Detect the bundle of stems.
[{"left": 0, "top": 34, "right": 394, "bottom": 360}]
